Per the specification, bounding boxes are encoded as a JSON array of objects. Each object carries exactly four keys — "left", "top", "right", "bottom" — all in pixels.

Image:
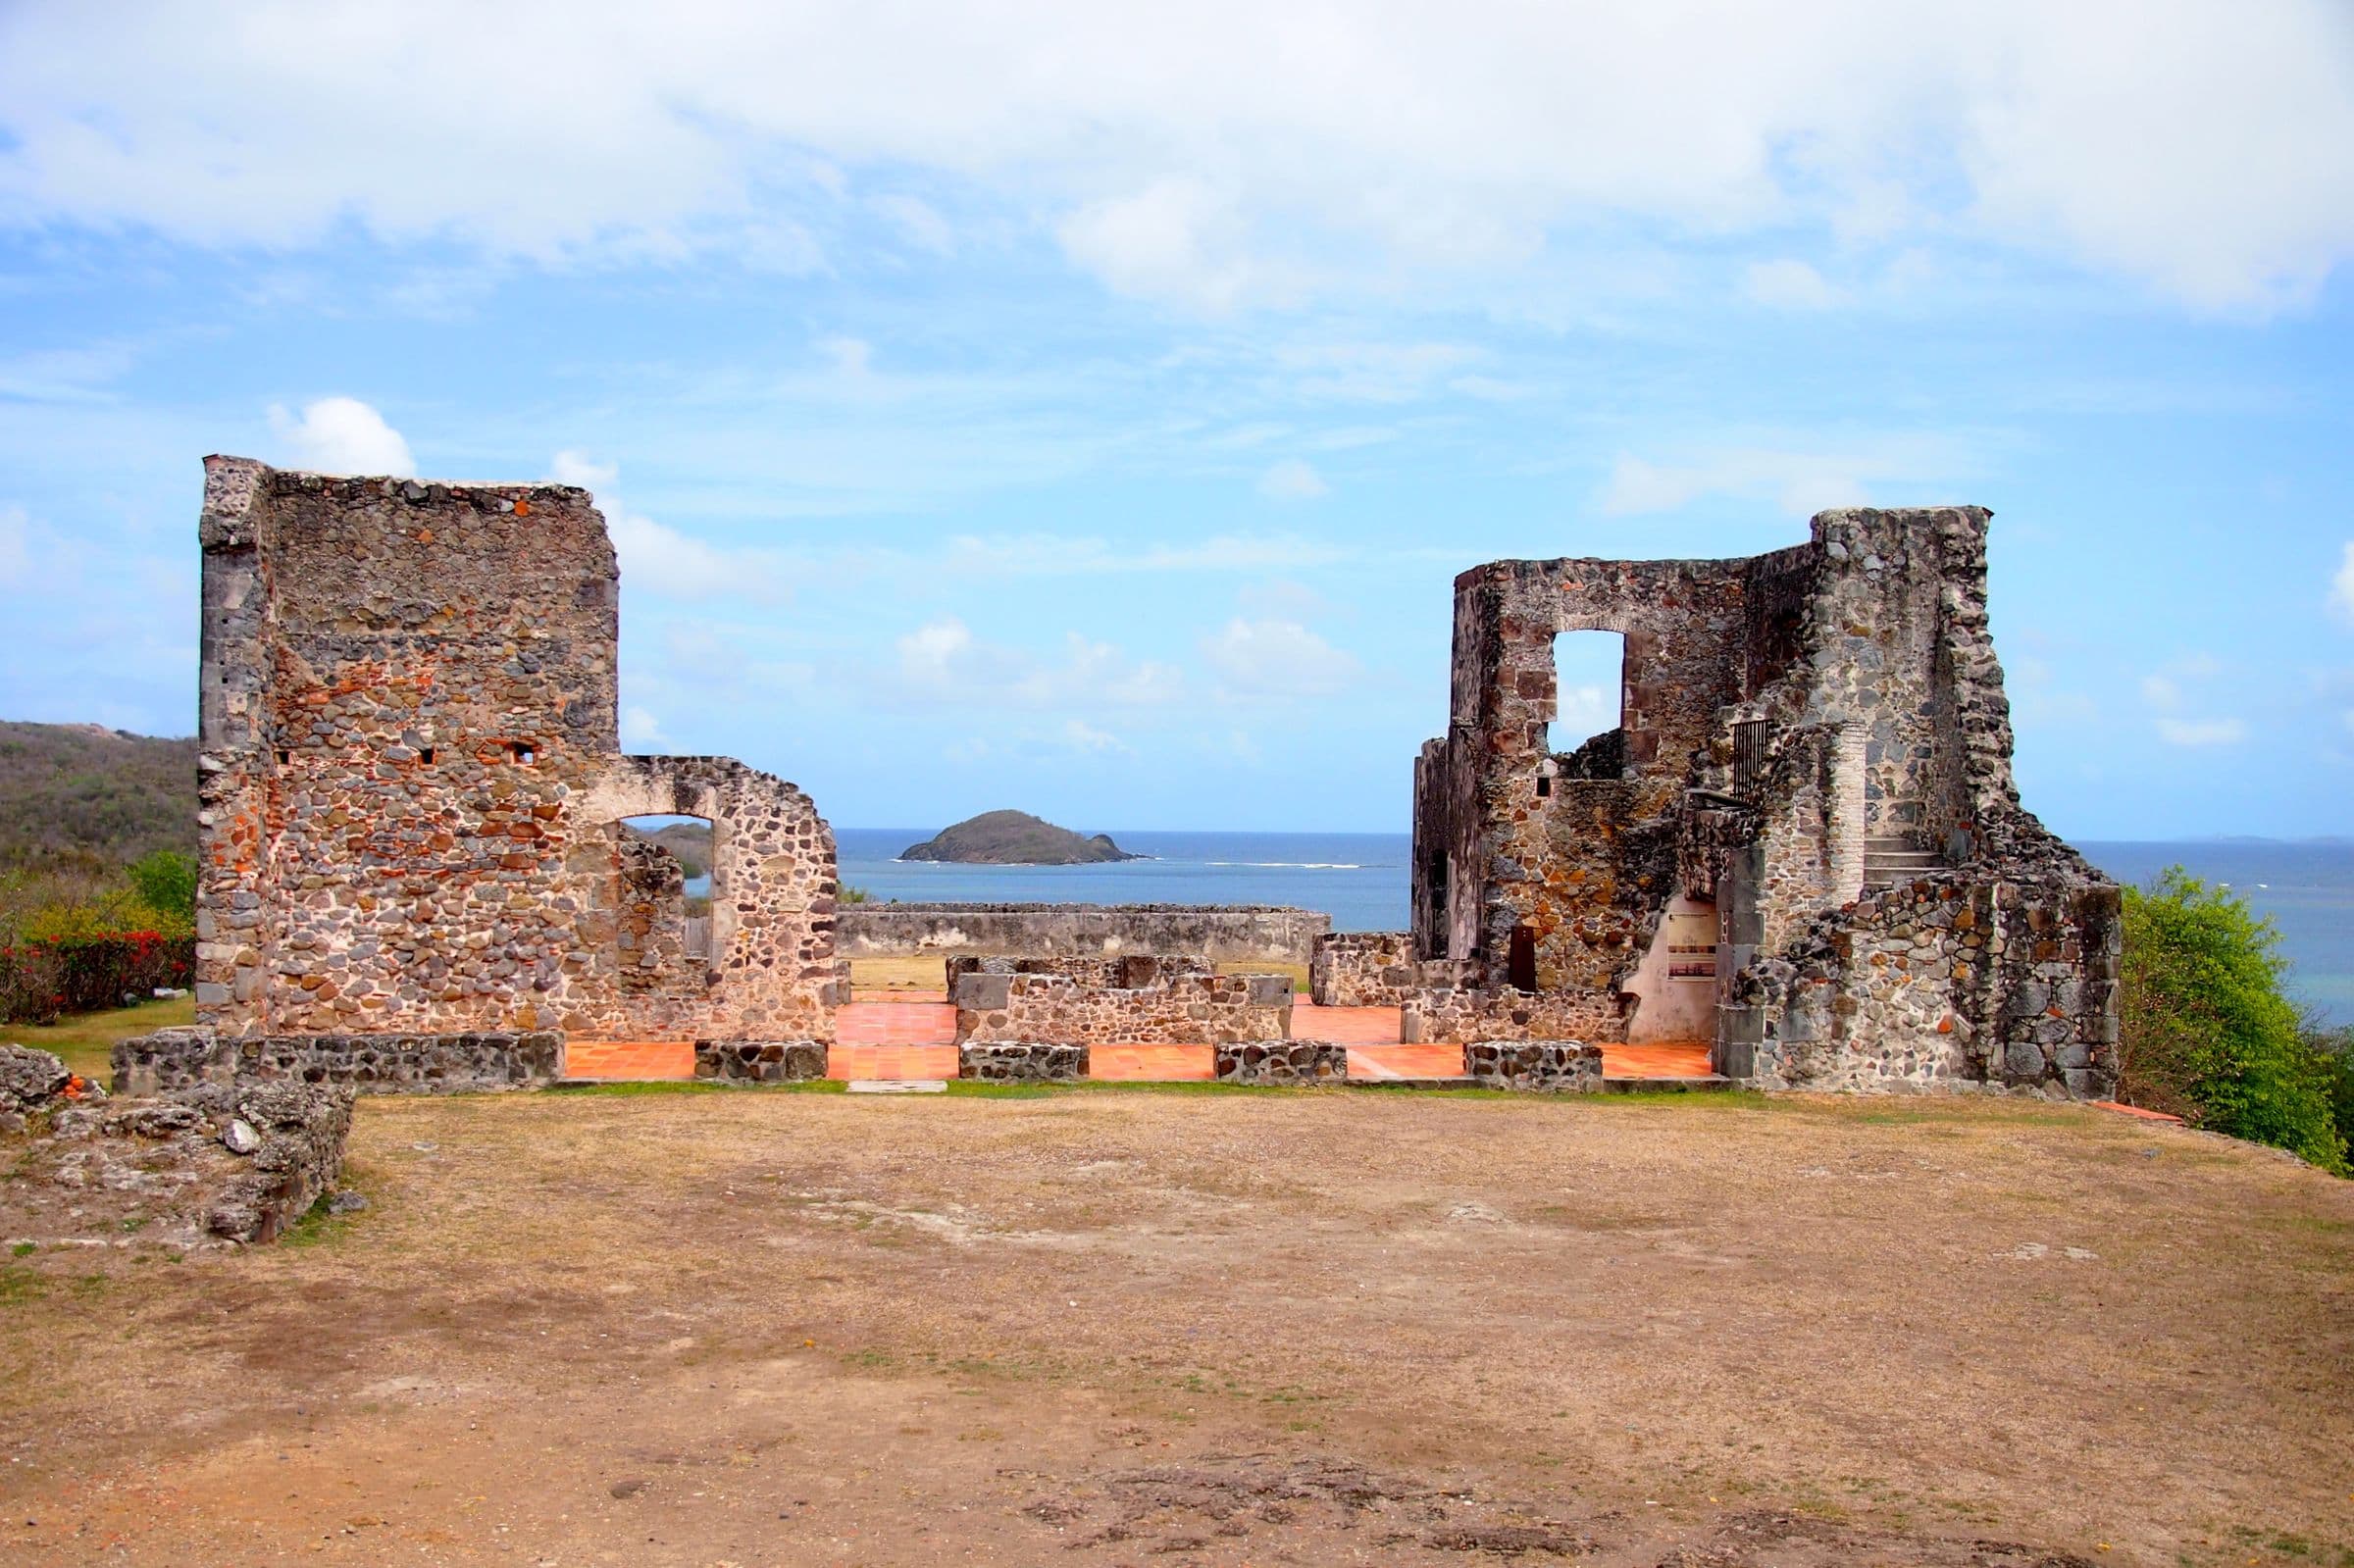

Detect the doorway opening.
[{"left": 618, "top": 815, "right": 715, "bottom": 977}]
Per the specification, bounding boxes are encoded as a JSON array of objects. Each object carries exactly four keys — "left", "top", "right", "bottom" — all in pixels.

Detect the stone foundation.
[
  {"left": 3, "top": 1045, "right": 354, "bottom": 1247},
  {"left": 954, "top": 970, "right": 1292, "bottom": 1046},
  {"left": 114, "top": 1025, "right": 563, "bottom": 1094},
  {"left": 1404, "top": 987, "right": 1624, "bottom": 1045},
  {"left": 1309, "top": 932, "right": 1466, "bottom": 1006},
  {"left": 1214, "top": 1040, "right": 1349, "bottom": 1085},
  {"left": 839, "top": 903, "right": 1327, "bottom": 963},
  {"left": 946, "top": 953, "right": 1211, "bottom": 990},
  {"left": 1463, "top": 1041, "right": 1603, "bottom": 1091},
  {"left": 693, "top": 1039, "right": 828, "bottom": 1084},
  {"left": 958, "top": 1042, "right": 1086, "bottom": 1082}
]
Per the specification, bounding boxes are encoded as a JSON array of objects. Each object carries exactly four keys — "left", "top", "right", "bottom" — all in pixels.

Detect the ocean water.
[
  {"left": 2079, "top": 842, "right": 2354, "bottom": 1029},
  {"left": 730, "top": 829, "right": 2354, "bottom": 1028},
  {"left": 834, "top": 828, "right": 1412, "bottom": 935}
]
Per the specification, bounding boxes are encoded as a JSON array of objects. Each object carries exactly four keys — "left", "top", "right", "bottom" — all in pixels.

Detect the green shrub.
[
  {"left": 2120, "top": 869, "right": 2347, "bottom": 1175},
  {"left": 126, "top": 849, "right": 197, "bottom": 924}
]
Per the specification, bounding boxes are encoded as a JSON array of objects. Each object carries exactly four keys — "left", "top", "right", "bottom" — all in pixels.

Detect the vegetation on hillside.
[
  {"left": 0, "top": 721, "right": 196, "bottom": 865},
  {"left": 2120, "top": 868, "right": 2350, "bottom": 1175}
]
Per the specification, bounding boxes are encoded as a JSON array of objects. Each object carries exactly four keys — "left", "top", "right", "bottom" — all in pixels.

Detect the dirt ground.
[{"left": 3, "top": 1086, "right": 2349, "bottom": 1567}]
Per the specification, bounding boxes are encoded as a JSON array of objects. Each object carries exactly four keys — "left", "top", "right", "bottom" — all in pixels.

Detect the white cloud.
[
  {"left": 6, "top": 4, "right": 2350, "bottom": 311},
  {"left": 548, "top": 450, "right": 791, "bottom": 601},
  {"left": 889, "top": 617, "right": 1184, "bottom": 710},
  {"left": 1256, "top": 460, "right": 1329, "bottom": 500},
  {"left": 1742, "top": 258, "right": 1843, "bottom": 310},
  {"left": 2141, "top": 655, "right": 2244, "bottom": 746},
  {"left": 869, "top": 193, "right": 952, "bottom": 255},
  {"left": 266, "top": 396, "right": 415, "bottom": 476},
  {"left": 1060, "top": 718, "right": 1130, "bottom": 755},
  {"left": 2157, "top": 716, "right": 2247, "bottom": 747},
  {"left": 620, "top": 706, "right": 673, "bottom": 750},
  {"left": 1596, "top": 437, "right": 1970, "bottom": 518},
  {"left": 942, "top": 531, "right": 1344, "bottom": 576},
  {"left": 2330, "top": 541, "right": 2354, "bottom": 626},
  {"left": 1055, "top": 177, "right": 1257, "bottom": 312},
  {"left": 1201, "top": 618, "right": 1359, "bottom": 698}
]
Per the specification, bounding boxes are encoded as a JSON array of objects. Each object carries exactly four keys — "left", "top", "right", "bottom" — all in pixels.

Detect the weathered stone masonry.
[
  {"left": 1406, "top": 507, "right": 2120, "bottom": 1096},
  {"left": 189, "top": 457, "right": 844, "bottom": 1087}
]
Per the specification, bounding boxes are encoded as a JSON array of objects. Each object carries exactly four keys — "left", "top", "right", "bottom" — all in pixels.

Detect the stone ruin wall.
[
  {"left": 1410, "top": 505, "right": 2120, "bottom": 1096},
  {"left": 192, "top": 457, "right": 843, "bottom": 1076},
  {"left": 837, "top": 903, "right": 1328, "bottom": 964},
  {"left": 952, "top": 968, "right": 1294, "bottom": 1046}
]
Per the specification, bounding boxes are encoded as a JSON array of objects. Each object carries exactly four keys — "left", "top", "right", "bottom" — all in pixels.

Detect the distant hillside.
[
  {"left": 0, "top": 721, "right": 198, "bottom": 866},
  {"left": 900, "top": 810, "right": 1138, "bottom": 865},
  {"left": 623, "top": 821, "right": 711, "bottom": 878}
]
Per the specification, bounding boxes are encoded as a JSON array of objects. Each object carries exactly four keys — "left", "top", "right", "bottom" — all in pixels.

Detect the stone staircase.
[{"left": 1864, "top": 835, "right": 1944, "bottom": 887}]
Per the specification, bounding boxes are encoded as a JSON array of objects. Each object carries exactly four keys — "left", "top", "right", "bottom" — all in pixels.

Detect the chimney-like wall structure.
[
  {"left": 1408, "top": 507, "right": 2120, "bottom": 1096},
  {"left": 190, "top": 458, "right": 844, "bottom": 1072}
]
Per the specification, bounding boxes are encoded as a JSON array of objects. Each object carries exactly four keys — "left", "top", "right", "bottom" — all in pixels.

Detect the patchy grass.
[
  {"left": 11, "top": 992, "right": 196, "bottom": 1081},
  {"left": 3, "top": 1087, "right": 2349, "bottom": 1566},
  {"left": 849, "top": 954, "right": 947, "bottom": 992},
  {"left": 1216, "top": 959, "right": 1310, "bottom": 992}
]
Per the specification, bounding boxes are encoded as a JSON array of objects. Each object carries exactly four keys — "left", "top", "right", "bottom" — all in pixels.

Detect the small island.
[{"left": 898, "top": 810, "right": 1141, "bottom": 865}]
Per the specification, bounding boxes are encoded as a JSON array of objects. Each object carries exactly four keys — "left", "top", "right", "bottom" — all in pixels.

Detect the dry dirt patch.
[{"left": 1, "top": 1087, "right": 2347, "bottom": 1565}]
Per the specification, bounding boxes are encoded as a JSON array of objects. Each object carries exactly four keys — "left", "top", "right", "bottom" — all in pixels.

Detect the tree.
[
  {"left": 2121, "top": 869, "right": 2347, "bottom": 1175},
  {"left": 126, "top": 848, "right": 198, "bottom": 924}
]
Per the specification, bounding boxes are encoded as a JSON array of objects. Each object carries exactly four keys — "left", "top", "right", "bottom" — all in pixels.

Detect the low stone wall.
[
  {"left": 954, "top": 970, "right": 1293, "bottom": 1046},
  {"left": 840, "top": 903, "right": 1329, "bottom": 963},
  {"left": 1214, "top": 1041, "right": 1348, "bottom": 1085},
  {"left": 1463, "top": 1041, "right": 1602, "bottom": 1091},
  {"left": 1402, "top": 987, "right": 1625, "bottom": 1045},
  {"left": 946, "top": 953, "right": 1211, "bottom": 990},
  {"left": 1726, "top": 876, "right": 2121, "bottom": 1097},
  {"left": 693, "top": 1040, "right": 828, "bottom": 1084},
  {"left": 1308, "top": 932, "right": 1469, "bottom": 1005},
  {"left": 958, "top": 1042, "right": 1087, "bottom": 1082},
  {"left": 114, "top": 1025, "right": 564, "bottom": 1094},
  {"left": 3, "top": 1045, "right": 353, "bottom": 1247}
]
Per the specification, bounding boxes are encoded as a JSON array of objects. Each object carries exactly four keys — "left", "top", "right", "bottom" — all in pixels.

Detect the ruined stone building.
[
  {"left": 190, "top": 457, "right": 844, "bottom": 1062},
  {"left": 143, "top": 462, "right": 2113, "bottom": 1099},
  {"left": 1395, "top": 506, "right": 2120, "bottom": 1094}
]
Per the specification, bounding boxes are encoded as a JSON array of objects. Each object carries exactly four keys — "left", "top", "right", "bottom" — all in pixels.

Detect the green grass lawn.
[{"left": 9, "top": 994, "right": 196, "bottom": 1082}]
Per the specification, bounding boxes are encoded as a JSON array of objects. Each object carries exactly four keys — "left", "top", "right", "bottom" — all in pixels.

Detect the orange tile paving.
[
  {"left": 565, "top": 1040, "right": 693, "bottom": 1081},
  {"left": 1602, "top": 1041, "right": 1717, "bottom": 1079},
  {"left": 1091, "top": 1045, "right": 1215, "bottom": 1082},
  {"left": 1346, "top": 1043, "right": 1467, "bottom": 1080},
  {"left": 836, "top": 1000, "right": 956, "bottom": 1045},
  {"left": 828, "top": 1044, "right": 957, "bottom": 1081},
  {"left": 1290, "top": 1002, "right": 1406, "bottom": 1045}
]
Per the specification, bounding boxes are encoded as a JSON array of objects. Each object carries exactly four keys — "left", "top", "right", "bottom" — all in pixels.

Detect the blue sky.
[{"left": 3, "top": 2, "right": 2352, "bottom": 837}]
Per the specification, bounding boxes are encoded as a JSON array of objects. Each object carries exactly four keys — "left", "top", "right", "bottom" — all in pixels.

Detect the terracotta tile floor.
[
  {"left": 1346, "top": 1043, "right": 1468, "bottom": 1080},
  {"left": 565, "top": 1040, "right": 694, "bottom": 1081},
  {"left": 1091, "top": 1045, "right": 1216, "bottom": 1082},
  {"left": 836, "top": 1001, "right": 957, "bottom": 1045},
  {"left": 1602, "top": 1042, "right": 1716, "bottom": 1079},
  {"left": 1290, "top": 1002, "right": 1407, "bottom": 1045},
  {"left": 828, "top": 1044, "right": 957, "bottom": 1081}
]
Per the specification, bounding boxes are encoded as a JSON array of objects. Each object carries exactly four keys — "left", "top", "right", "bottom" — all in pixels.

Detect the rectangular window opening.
[{"left": 510, "top": 742, "right": 537, "bottom": 765}]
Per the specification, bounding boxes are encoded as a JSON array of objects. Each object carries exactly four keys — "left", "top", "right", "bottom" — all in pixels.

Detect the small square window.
[
  {"left": 420, "top": 747, "right": 435, "bottom": 764},
  {"left": 275, "top": 748, "right": 290, "bottom": 767},
  {"left": 1535, "top": 775, "right": 1551, "bottom": 797},
  {"left": 510, "top": 742, "right": 537, "bottom": 765}
]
